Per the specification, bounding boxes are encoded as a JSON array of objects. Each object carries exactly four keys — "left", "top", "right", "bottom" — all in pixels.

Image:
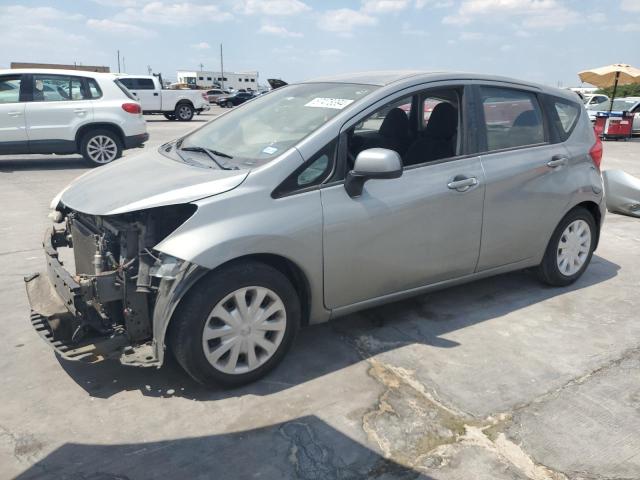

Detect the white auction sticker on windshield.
[{"left": 304, "top": 97, "right": 354, "bottom": 110}]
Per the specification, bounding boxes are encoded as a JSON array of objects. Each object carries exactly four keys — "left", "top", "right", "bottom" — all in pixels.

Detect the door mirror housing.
[{"left": 345, "top": 148, "right": 403, "bottom": 198}]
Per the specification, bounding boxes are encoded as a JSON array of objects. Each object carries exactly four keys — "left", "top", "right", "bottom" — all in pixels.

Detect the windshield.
[
  {"left": 588, "top": 99, "right": 636, "bottom": 111},
  {"left": 178, "top": 82, "right": 378, "bottom": 167}
]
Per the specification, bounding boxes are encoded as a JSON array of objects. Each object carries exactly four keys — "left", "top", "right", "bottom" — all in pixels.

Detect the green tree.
[{"left": 596, "top": 83, "right": 640, "bottom": 98}]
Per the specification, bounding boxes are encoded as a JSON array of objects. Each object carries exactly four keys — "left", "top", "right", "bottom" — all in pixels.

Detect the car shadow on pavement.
[
  {"left": 0, "top": 156, "right": 88, "bottom": 172},
  {"left": 144, "top": 118, "right": 209, "bottom": 123},
  {"left": 58, "top": 255, "right": 620, "bottom": 401},
  {"left": 14, "top": 415, "right": 432, "bottom": 480}
]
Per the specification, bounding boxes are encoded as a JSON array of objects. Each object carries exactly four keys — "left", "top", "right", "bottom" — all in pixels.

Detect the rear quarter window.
[
  {"left": 545, "top": 95, "right": 581, "bottom": 143},
  {"left": 114, "top": 80, "right": 137, "bottom": 100}
]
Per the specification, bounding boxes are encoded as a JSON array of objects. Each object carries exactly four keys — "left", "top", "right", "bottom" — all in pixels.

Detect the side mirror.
[{"left": 344, "top": 148, "right": 403, "bottom": 198}]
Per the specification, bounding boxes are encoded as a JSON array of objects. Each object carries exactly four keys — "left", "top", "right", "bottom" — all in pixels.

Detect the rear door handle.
[
  {"left": 74, "top": 109, "right": 87, "bottom": 114},
  {"left": 547, "top": 155, "right": 568, "bottom": 168},
  {"left": 153, "top": 92, "right": 159, "bottom": 96},
  {"left": 7, "top": 111, "right": 22, "bottom": 116},
  {"left": 447, "top": 176, "right": 478, "bottom": 192}
]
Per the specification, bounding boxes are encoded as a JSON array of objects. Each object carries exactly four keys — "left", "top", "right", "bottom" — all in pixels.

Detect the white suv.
[{"left": 0, "top": 69, "right": 148, "bottom": 166}]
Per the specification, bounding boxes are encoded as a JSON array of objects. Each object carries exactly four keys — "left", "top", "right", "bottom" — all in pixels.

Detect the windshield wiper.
[{"left": 179, "top": 146, "right": 237, "bottom": 170}]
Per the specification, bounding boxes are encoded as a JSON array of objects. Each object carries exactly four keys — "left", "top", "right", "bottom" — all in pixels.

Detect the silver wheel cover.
[
  {"left": 202, "top": 286, "right": 287, "bottom": 375},
  {"left": 556, "top": 219, "right": 591, "bottom": 276},
  {"left": 86, "top": 135, "right": 117, "bottom": 164},
  {"left": 178, "top": 105, "right": 192, "bottom": 119}
]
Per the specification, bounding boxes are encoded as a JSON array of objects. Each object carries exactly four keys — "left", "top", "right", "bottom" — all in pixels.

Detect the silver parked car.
[{"left": 25, "top": 72, "right": 605, "bottom": 386}]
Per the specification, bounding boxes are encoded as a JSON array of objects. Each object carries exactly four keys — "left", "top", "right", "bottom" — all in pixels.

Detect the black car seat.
[
  {"left": 378, "top": 107, "right": 410, "bottom": 154},
  {"left": 404, "top": 103, "right": 458, "bottom": 166},
  {"left": 509, "top": 110, "right": 542, "bottom": 147}
]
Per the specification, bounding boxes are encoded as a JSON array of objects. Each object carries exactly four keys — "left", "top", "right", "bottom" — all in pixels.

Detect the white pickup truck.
[{"left": 116, "top": 75, "right": 209, "bottom": 121}]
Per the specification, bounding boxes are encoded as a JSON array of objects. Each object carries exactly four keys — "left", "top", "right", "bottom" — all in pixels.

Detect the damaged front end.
[{"left": 25, "top": 204, "right": 203, "bottom": 366}]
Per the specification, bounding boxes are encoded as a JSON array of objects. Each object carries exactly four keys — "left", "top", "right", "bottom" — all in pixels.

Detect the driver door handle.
[{"left": 447, "top": 176, "right": 478, "bottom": 192}]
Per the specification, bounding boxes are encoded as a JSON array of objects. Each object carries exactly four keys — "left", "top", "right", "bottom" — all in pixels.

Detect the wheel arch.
[
  {"left": 75, "top": 123, "right": 125, "bottom": 149},
  {"left": 155, "top": 253, "right": 312, "bottom": 365},
  {"left": 573, "top": 200, "right": 602, "bottom": 250}
]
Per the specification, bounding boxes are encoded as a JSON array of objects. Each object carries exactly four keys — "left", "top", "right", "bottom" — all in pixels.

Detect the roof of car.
[
  {"left": 0, "top": 68, "right": 117, "bottom": 78},
  {"left": 303, "top": 70, "right": 554, "bottom": 90}
]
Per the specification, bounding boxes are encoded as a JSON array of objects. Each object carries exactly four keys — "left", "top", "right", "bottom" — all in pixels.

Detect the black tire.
[
  {"left": 225, "top": 101, "right": 233, "bottom": 108},
  {"left": 170, "top": 261, "right": 301, "bottom": 387},
  {"left": 80, "top": 129, "right": 122, "bottom": 167},
  {"left": 164, "top": 113, "right": 177, "bottom": 121},
  {"left": 537, "top": 207, "right": 596, "bottom": 287},
  {"left": 175, "top": 103, "right": 194, "bottom": 121}
]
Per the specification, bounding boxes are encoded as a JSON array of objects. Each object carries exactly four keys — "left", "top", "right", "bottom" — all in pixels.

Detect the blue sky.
[{"left": 1, "top": 0, "right": 639, "bottom": 87}]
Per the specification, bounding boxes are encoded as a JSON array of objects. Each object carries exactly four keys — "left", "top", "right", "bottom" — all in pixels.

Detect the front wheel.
[
  {"left": 170, "top": 261, "right": 301, "bottom": 387},
  {"left": 537, "top": 207, "right": 596, "bottom": 286},
  {"left": 175, "top": 103, "right": 194, "bottom": 121},
  {"left": 80, "top": 129, "right": 122, "bottom": 166}
]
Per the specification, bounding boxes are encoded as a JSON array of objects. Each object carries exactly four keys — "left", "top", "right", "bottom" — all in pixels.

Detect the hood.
[{"left": 58, "top": 149, "right": 249, "bottom": 216}]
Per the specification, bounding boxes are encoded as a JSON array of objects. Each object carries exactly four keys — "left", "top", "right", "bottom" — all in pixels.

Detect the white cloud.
[
  {"left": 87, "top": 18, "right": 155, "bottom": 37},
  {"left": 401, "top": 22, "right": 429, "bottom": 35},
  {"left": 236, "top": 0, "right": 311, "bottom": 15},
  {"left": 415, "top": 0, "right": 453, "bottom": 8},
  {"left": 117, "top": 2, "right": 232, "bottom": 25},
  {"left": 3, "top": 5, "right": 83, "bottom": 22},
  {"left": 460, "top": 31, "right": 483, "bottom": 40},
  {"left": 318, "top": 48, "right": 346, "bottom": 57},
  {"left": 362, "top": 0, "right": 410, "bottom": 13},
  {"left": 92, "top": 0, "right": 141, "bottom": 6},
  {"left": 620, "top": 23, "right": 640, "bottom": 32},
  {"left": 259, "top": 24, "right": 303, "bottom": 37},
  {"left": 191, "top": 42, "right": 211, "bottom": 49},
  {"left": 443, "top": 0, "right": 580, "bottom": 30},
  {"left": 318, "top": 8, "right": 377, "bottom": 34},
  {"left": 621, "top": 0, "right": 640, "bottom": 12}
]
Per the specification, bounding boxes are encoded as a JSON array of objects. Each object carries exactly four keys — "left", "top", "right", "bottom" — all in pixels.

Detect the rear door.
[
  {"left": 474, "top": 83, "right": 573, "bottom": 271},
  {"left": 25, "top": 74, "right": 95, "bottom": 151},
  {"left": 0, "top": 74, "right": 28, "bottom": 153}
]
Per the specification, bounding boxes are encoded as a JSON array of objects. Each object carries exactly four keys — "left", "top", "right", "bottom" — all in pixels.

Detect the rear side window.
[
  {"left": 119, "top": 77, "right": 155, "bottom": 90},
  {"left": 552, "top": 98, "right": 580, "bottom": 142},
  {"left": 33, "top": 75, "right": 88, "bottom": 102},
  {"left": 0, "top": 75, "right": 22, "bottom": 104},
  {"left": 479, "top": 87, "right": 545, "bottom": 151},
  {"left": 86, "top": 78, "right": 103, "bottom": 99}
]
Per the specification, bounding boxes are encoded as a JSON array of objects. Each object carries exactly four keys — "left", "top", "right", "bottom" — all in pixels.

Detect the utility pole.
[
  {"left": 220, "top": 43, "right": 224, "bottom": 90},
  {"left": 117, "top": 50, "right": 121, "bottom": 73},
  {"left": 147, "top": 65, "right": 152, "bottom": 75}
]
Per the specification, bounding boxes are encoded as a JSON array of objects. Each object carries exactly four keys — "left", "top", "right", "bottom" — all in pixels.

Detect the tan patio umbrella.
[{"left": 578, "top": 63, "right": 640, "bottom": 112}]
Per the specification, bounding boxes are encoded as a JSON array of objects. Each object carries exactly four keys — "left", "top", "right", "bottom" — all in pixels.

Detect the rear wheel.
[
  {"left": 225, "top": 101, "right": 233, "bottom": 108},
  {"left": 80, "top": 129, "right": 122, "bottom": 166},
  {"left": 170, "top": 261, "right": 301, "bottom": 387},
  {"left": 537, "top": 207, "right": 596, "bottom": 286},
  {"left": 175, "top": 103, "right": 194, "bottom": 121}
]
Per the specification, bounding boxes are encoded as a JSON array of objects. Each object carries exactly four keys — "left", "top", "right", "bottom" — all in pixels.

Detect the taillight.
[
  {"left": 589, "top": 136, "right": 603, "bottom": 170},
  {"left": 122, "top": 103, "right": 141, "bottom": 114},
  {"left": 201, "top": 92, "right": 208, "bottom": 100}
]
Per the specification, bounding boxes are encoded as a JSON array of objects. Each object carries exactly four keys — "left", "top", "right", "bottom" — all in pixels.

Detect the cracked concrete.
[{"left": 1, "top": 117, "right": 639, "bottom": 479}]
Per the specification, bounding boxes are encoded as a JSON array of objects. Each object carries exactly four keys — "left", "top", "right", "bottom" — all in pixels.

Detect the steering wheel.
[{"left": 57, "top": 86, "right": 70, "bottom": 100}]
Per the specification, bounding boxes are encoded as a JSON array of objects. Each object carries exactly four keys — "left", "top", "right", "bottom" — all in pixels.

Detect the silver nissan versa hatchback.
[{"left": 25, "top": 72, "right": 605, "bottom": 386}]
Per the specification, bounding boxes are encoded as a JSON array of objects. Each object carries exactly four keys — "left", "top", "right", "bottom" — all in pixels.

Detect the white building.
[{"left": 176, "top": 70, "right": 259, "bottom": 91}]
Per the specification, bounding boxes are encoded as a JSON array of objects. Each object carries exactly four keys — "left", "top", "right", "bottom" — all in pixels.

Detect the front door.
[
  {"left": 321, "top": 84, "right": 485, "bottom": 309},
  {"left": 0, "top": 74, "right": 28, "bottom": 153}
]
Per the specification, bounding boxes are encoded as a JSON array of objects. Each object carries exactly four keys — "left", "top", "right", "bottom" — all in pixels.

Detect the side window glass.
[
  {"left": 0, "top": 76, "right": 22, "bottom": 104},
  {"left": 119, "top": 78, "right": 135, "bottom": 90},
  {"left": 137, "top": 79, "right": 155, "bottom": 90},
  {"left": 33, "top": 75, "right": 88, "bottom": 102},
  {"left": 272, "top": 141, "right": 336, "bottom": 197},
  {"left": 87, "top": 79, "right": 102, "bottom": 98},
  {"left": 298, "top": 154, "right": 329, "bottom": 186},
  {"left": 553, "top": 99, "right": 580, "bottom": 140},
  {"left": 480, "top": 87, "right": 545, "bottom": 151}
]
